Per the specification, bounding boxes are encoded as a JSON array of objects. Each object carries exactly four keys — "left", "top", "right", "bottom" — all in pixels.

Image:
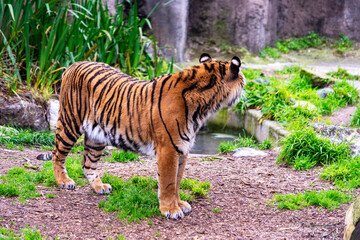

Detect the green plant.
[
  {"left": 328, "top": 68, "right": 360, "bottom": 81},
  {"left": 0, "top": 224, "right": 55, "bottom": 240},
  {"left": 0, "top": 0, "right": 173, "bottom": 95},
  {"left": 351, "top": 105, "right": 360, "bottom": 127},
  {"left": 277, "top": 127, "right": 351, "bottom": 169},
  {"left": 99, "top": 173, "right": 210, "bottom": 222},
  {"left": 0, "top": 155, "right": 86, "bottom": 202},
  {"left": 271, "top": 189, "right": 352, "bottom": 210},
  {"left": 46, "top": 193, "right": 57, "bottom": 198},
  {"left": 0, "top": 127, "right": 54, "bottom": 147},
  {"left": 259, "top": 138, "right": 272, "bottom": 150},
  {"left": 212, "top": 208, "right": 221, "bottom": 213},
  {"left": 320, "top": 156, "right": 360, "bottom": 189},
  {"left": 334, "top": 33, "right": 355, "bottom": 52},
  {"left": 218, "top": 136, "right": 258, "bottom": 153},
  {"left": 70, "top": 145, "right": 84, "bottom": 154},
  {"left": 104, "top": 150, "right": 139, "bottom": 163},
  {"left": 260, "top": 47, "right": 281, "bottom": 59}
]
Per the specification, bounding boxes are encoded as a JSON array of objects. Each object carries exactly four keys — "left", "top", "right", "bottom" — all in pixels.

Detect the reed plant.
[{"left": 0, "top": 0, "right": 172, "bottom": 96}]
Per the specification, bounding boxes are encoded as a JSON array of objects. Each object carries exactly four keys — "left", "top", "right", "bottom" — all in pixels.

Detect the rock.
[
  {"left": 316, "top": 88, "right": 335, "bottom": 98},
  {"left": 299, "top": 68, "right": 335, "bottom": 88},
  {"left": 344, "top": 195, "right": 360, "bottom": 240},
  {"left": 232, "top": 147, "right": 268, "bottom": 157},
  {"left": 254, "top": 78, "right": 270, "bottom": 85},
  {"left": 293, "top": 101, "right": 318, "bottom": 112},
  {"left": 47, "top": 98, "right": 60, "bottom": 131},
  {"left": 312, "top": 123, "right": 360, "bottom": 156},
  {"left": 0, "top": 95, "right": 49, "bottom": 131}
]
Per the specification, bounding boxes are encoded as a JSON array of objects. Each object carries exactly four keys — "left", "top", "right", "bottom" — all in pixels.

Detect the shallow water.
[{"left": 190, "top": 131, "right": 238, "bottom": 155}]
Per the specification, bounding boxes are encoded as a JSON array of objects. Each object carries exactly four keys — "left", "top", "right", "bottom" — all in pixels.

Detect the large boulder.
[
  {"left": 344, "top": 195, "right": 360, "bottom": 240},
  {"left": 0, "top": 94, "right": 49, "bottom": 131}
]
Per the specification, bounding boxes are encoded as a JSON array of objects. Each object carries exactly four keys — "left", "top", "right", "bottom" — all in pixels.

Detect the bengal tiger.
[{"left": 37, "top": 53, "right": 245, "bottom": 219}]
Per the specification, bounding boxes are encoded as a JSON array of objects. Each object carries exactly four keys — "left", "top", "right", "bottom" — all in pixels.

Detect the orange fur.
[{"left": 37, "top": 53, "right": 245, "bottom": 219}]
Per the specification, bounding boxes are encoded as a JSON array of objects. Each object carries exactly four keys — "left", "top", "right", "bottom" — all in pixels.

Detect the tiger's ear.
[
  {"left": 199, "top": 53, "right": 212, "bottom": 63},
  {"left": 230, "top": 56, "right": 241, "bottom": 79}
]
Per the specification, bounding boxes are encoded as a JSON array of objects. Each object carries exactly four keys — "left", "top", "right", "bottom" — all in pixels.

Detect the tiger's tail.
[{"left": 37, "top": 153, "right": 52, "bottom": 161}]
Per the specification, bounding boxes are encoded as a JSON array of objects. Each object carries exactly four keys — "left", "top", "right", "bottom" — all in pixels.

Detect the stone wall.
[{"left": 105, "top": 0, "right": 360, "bottom": 61}]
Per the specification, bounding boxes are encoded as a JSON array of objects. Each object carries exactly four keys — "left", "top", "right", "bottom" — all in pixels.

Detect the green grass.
[
  {"left": 234, "top": 66, "right": 359, "bottom": 124},
  {"left": 320, "top": 156, "right": 360, "bottom": 190},
  {"left": 260, "top": 32, "right": 355, "bottom": 59},
  {"left": 328, "top": 68, "right": 360, "bottom": 81},
  {"left": 0, "top": 155, "right": 86, "bottom": 203},
  {"left": 0, "top": 225, "right": 55, "bottom": 240},
  {"left": 218, "top": 136, "right": 272, "bottom": 154},
  {"left": 334, "top": 33, "right": 355, "bottom": 53},
  {"left": 277, "top": 127, "right": 351, "bottom": 169},
  {"left": 0, "top": 127, "right": 54, "bottom": 147},
  {"left": 99, "top": 173, "right": 210, "bottom": 222},
  {"left": 271, "top": 189, "right": 352, "bottom": 210},
  {"left": 211, "top": 208, "right": 221, "bottom": 213},
  {"left": 350, "top": 105, "right": 360, "bottom": 127},
  {"left": 103, "top": 150, "right": 139, "bottom": 163}
]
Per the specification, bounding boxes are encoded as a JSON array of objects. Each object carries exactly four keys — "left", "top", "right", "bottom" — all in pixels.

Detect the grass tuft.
[
  {"left": 99, "top": 173, "right": 211, "bottom": 222},
  {"left": 103, "top": 150, "right": 139, "bottom": 163},
  {"left": 218, "top": 136, "right": 272, "bottom": 154},
  {"left": 0, "top": 155, "right": 86, "bottom": 203},
  {"left": 0, "top": 127, "right": 54, "bottom": 147},
  {"left": 0, "top": 225, "right": 54, "bottom": 240},
  {"left": 271, "top": 189, "right": 352, "bottom": 210},
  {"left": 277, "top": 127, "right": 351, "bottom": 169}
]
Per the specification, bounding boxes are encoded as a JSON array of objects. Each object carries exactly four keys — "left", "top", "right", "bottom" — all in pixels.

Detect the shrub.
[{"left": 277, "top": 127, "right": 352, "bottom": 169}]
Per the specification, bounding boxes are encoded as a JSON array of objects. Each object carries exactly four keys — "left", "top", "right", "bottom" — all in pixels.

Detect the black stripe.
[
  {"left": 199, "top": 74, "right": 217, "bottom": 92},
  {"left": 158, "top": 76, "right": 183, "bottom": 154}
]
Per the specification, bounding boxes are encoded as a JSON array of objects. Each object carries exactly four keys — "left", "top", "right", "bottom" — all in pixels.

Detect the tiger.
[{"left": 37, "top": 53, "right": 245, "bottom": 219}]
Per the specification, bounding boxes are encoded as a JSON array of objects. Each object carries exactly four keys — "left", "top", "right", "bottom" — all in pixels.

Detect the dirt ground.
[{"left": 0, "top": 146, "right": 354, "bottom": 240}]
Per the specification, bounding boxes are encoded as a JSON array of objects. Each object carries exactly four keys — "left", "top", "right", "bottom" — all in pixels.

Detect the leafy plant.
[
  {"left": 351, "top": 105, "right": 360, "bottom": 127},
  {"left": 0, "top": 0, "right": 173, "bottom": 95},
  {"left": 328, "top": 68, "right": 360, "bottom": 81},
  {"left": 0, "top": 127, "right": 54, "bottom": 146},
  {"left": 334, "top": 33, "right": 355, "bottom": 53},
  {"left": 320, "top": 156, "right": 360, "bottom": 189},
  {"left": 218, "top": 136, "right": 258, "bottom": 153},
  {"left": 271, "top": 189, "right": 352, "bottom": 210},
  {"left": 260, "top": 47, "right": 281, "bottom": 59},
  {"left": 277, "top": 127, "right": 352, "bottom": 169},
  {"left": 0, "top": 225, "right": 55, "bottom": 240},
  {"left": 104, "top": 150, "right": 139, "bottom": 163}
]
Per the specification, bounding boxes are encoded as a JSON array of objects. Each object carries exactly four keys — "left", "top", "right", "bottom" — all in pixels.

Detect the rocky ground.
[{"left": 0, "top": 146, "right": 355, "bottom": 240}]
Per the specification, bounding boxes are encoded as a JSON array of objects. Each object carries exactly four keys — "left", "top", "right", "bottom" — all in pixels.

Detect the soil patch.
[{"left": 0, "top": 147, "right": 354, "bottom": 239}]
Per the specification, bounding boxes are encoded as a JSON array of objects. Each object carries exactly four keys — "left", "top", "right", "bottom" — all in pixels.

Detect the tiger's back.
[{"left": 38, "top": 53, "right": 245, "bottom": 219}]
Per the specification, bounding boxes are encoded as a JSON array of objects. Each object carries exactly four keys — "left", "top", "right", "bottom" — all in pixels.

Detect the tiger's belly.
[{"left": 81, "top": 120, "right": 155, "bottom": 156}]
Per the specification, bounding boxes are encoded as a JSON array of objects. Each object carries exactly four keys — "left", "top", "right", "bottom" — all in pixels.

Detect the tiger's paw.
[
  {"left": 160, "top": 206, "right": 184, "bottom": 220},
  {"left": 178, "top": 200, "right": 192, "bottom": 214},
  {"left": 58, "top": 178, "right": 76, "bottom": 190},
  {"left": 92, "top": 183, "right": 113, "bottom": 195}
]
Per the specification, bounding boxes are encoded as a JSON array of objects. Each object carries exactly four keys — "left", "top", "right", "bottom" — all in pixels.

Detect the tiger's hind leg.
[
  {"left": 82, "top": 134, "right": 112, "bottom": 194},
  {"left": 52, "top": 121, "right": 80, "bottom": 190}
]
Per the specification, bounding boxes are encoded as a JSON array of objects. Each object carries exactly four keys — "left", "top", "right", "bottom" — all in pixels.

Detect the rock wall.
[{"left": 105, "top": 0, "right": 360, "bottom": 61}]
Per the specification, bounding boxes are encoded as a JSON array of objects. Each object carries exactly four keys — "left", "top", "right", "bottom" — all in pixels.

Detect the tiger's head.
[{"left": 194, "top": 53, "right": 246, "bottom": 109}]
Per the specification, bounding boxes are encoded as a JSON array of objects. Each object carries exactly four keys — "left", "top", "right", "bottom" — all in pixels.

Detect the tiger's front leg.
[
  {"left": 157, "top": 147, "right": 184, "bottom": 219},
  {"left": 82, "top": 135, "right": 112, "bottom": 194},
  {"left": 176, "top": 154, "right": 191, "bottom": 214}
]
